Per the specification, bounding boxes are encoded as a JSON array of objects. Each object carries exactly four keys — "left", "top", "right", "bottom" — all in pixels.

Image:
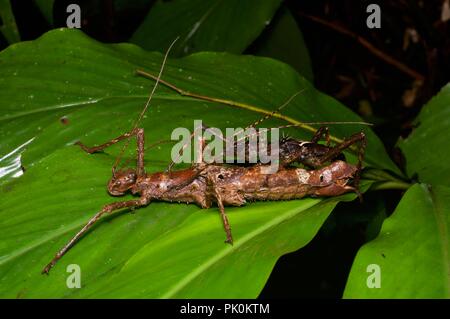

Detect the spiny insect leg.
[
  {"left": 208, "top": 175, "right": 233, "bottom": 245},
  {"left": 75, "top": 128, "right": 139, "bottom": 154},
  {"left": 167, "top": 123, "right": 230, "bottom": 172},
  {"left": 75, "top": 128, "right": 146, "bottom": 177},
  {"left": 216, "top": 192, "right": 233, "bottom": 245},
  {"left": 42, "top": 197, "right": 150, "bottom": 275},
  {"left": 311, "top": 126, "right": 330, "bottom": 145}
]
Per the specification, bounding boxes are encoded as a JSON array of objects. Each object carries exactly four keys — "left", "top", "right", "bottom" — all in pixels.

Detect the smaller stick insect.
[
  {"left": 157, "top": 82, "right": 367, "bottom": 196},
  {"left": 42, "top": 40, "right": 368, "bottom": 274}
]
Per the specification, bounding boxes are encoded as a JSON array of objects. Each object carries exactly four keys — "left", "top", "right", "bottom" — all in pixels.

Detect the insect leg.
[
  {"left": 207, "top": 175, "right": 233, "bottom": 245},
  {"left": 42, "top": 197, "right": 150, "bottom": 275},
  {"left": 75, "top": 128, "right": 141, "bottom": 154},
  {"left": 215, "top": 190, "right": 233, "bottom": 245},
  {"left": 167, "top": 123, "right": 228, "bottom": 172},
  {"left": 76, "top": 128, "right": 146, "bottom": 177},
  {"left": 310, "top": 126, "right": 330, "bottom": 146},
  {"left": 135, "top": 128, "right": 145, "bottom": 177},
  {"left": 316, "top": 132, "right": 366, "bottom": 165}
]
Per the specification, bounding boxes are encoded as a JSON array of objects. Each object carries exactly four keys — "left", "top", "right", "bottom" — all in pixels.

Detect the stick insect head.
[{"left": 108, "top": 168, "right": 137, "bottom": 196}]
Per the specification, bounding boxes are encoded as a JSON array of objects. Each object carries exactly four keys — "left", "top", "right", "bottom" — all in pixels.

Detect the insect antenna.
[
  {"left": 135, "top": 68, "right": 373, "bottom": 138},
  {"left": 232, "top": 122, "right": 371, "bottom": 148},
  {"left": 135, "top": 64, "right": 373, "bottom": 169},
  {"left": 243, "top": 89, "right": 306, "bottom": 130},
  {"left": 211, "top": 89, "right": 373, "bottom": 162},
  {"left": 112, "top": 37, "right": 179, "bottom": 176}
]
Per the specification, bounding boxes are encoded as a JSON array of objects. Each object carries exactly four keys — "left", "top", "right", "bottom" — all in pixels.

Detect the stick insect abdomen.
[{"left": 204, "top": 161, "right": 358, "bottom": 204}]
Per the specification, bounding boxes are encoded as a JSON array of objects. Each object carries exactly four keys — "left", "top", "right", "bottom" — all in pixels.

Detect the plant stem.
[
  {"left": 363, "top": 168, "right": 412, "bottom": 191},
  {"left": 135, "top": 69, "right": 347, "bottom": 143},
  {"left": 369, "top": 180, "right": 412, "bottom": 191}
]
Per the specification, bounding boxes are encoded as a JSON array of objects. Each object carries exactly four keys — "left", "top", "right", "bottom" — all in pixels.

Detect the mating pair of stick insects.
[
  {"left": 42, "top": 119, "right": 366, "bottom": 274},
  {"left": 41, "top": 40, "right": 368, "bottom": 274}
]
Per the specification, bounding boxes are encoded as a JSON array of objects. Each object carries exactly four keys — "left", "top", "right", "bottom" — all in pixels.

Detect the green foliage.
[
  {"left": 0, "top": 29, "right": 387, "bottom": 298},
  {"left": 0, "top": 0, "right": 20, "bottom": 43},
  {"left": 345, "top": 85, "right": 450, "bottom": 299},
  {"left": 398, "top": 84, "right": 450, "bottom": 187},
  {"left": 0, "top": 29, "right": 397, "bottom": 176},
  {"left": 1, "top": 0, "right": 449, "bottom": 299},
  {"left": 0, "top": 147, "right": 361, "bottom": 298},
  {"left": 131, "top": 0, "right": 282, "bottom": 56},
  {"left": 344, "top": 184, "right": 450, "bottom": 298}
]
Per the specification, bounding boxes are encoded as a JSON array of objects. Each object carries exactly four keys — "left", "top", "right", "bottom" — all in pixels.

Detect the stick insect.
[{"left": 42, "top": 41, "right": 369, "bottom": 274}]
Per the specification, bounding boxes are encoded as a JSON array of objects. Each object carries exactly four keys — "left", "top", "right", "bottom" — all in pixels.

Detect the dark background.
[{"left": 1, "top": 0, "right": 448, "bottom": 298}]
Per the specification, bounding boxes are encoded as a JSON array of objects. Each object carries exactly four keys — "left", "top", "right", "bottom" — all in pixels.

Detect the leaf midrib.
[{"left": 158, "top": 199, "right": 328, "bottom": 298}]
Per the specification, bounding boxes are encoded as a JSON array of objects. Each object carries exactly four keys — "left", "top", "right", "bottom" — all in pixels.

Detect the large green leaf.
[
  {"left": 0, "top": 29, "right": 395, "bottom": 298},
  {"left": 344, "top": 84, "right": 450, "bottom": 298},
  {"left": 344, "top": 184, "right": 450, "bottom": 298},
  {"left": 130, "top": 0, "right": 282, "bottom": 56},
  {"left": 0, "top": 29, "right": 399, "bottom": 176},
  {"left": 0, "top": 147, "right": 363, "bottom": 298},
  {"left": 398, "top": 84, "right": 450, "bottom": 187}
]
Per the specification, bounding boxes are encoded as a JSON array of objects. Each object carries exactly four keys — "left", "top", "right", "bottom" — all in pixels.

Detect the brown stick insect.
[{"left": 42, "top": 41, "right": 369, "bottom": 274}]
